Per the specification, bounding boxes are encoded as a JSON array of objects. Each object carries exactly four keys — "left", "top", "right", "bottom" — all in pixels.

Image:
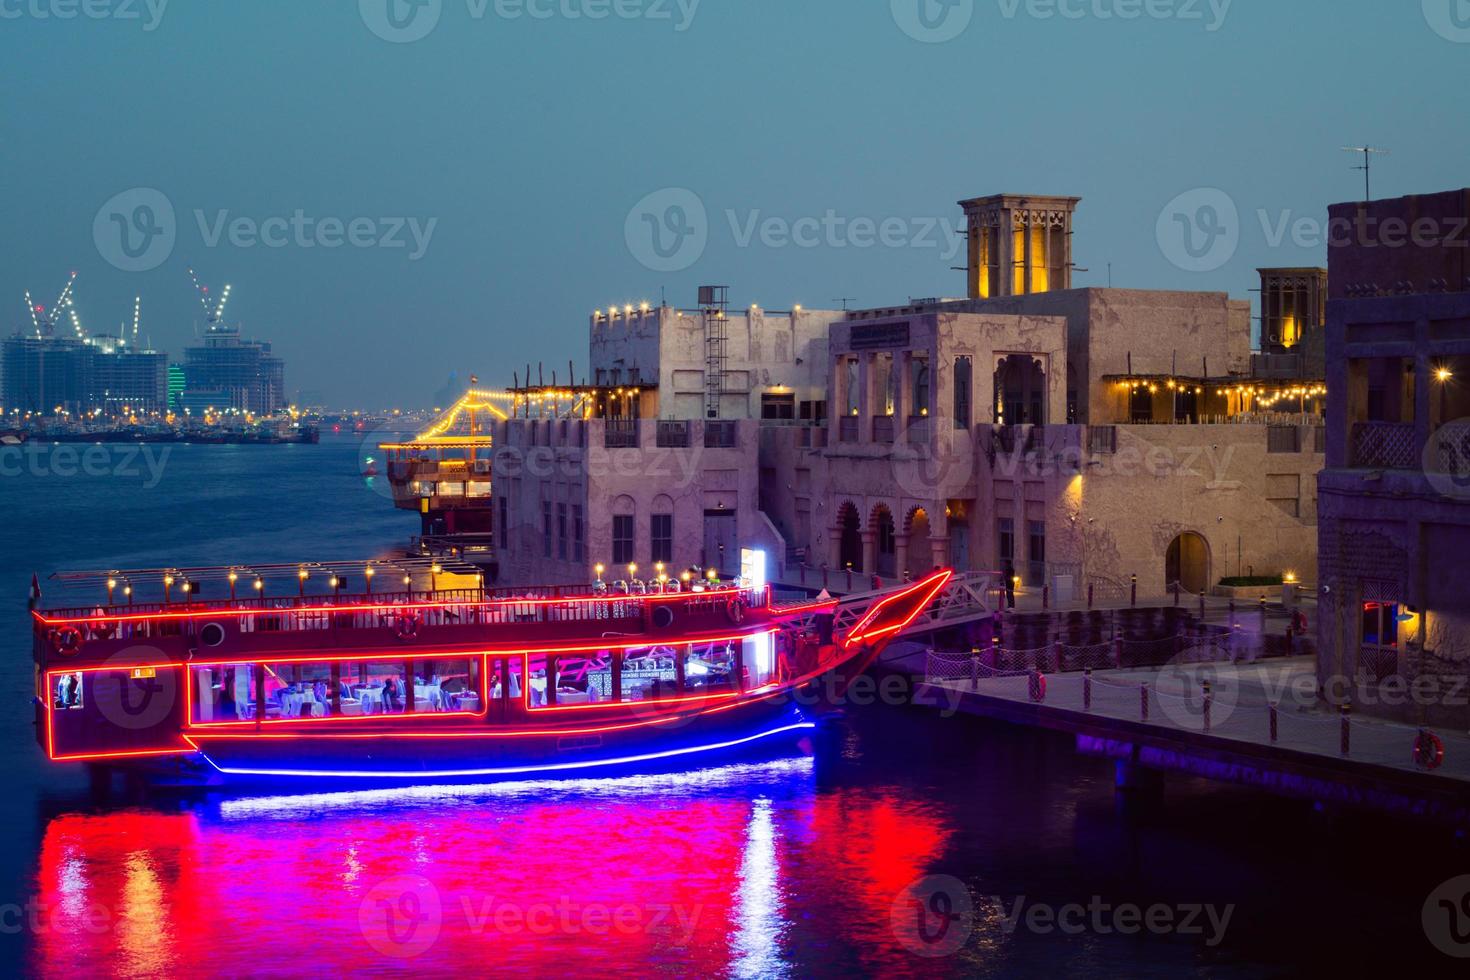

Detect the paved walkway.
[{"left": 924, "top": 656, "right": 1470, "bottom": 784}]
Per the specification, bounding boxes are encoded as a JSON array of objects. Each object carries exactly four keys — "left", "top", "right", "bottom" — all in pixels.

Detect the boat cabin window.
[
  {"left": 191, "top": 664, "right": 257, "bottom": 722},
  {"left": 52, "top": 672, "right": 85, "bottom": 710},
  {"left": 745, "top": 633, "right": 777, "bottom": 690},
  {"left": 189, "top": 657, "right": 484, "bottom": 724}
]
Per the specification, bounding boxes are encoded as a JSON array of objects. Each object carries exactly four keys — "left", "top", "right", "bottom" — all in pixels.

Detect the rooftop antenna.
[
  {"left": 832, "top": 297, "right": 857, "bottom": 311},
  {"left": 1342, "top": 145, "right": 1390, "bottom": 202}
]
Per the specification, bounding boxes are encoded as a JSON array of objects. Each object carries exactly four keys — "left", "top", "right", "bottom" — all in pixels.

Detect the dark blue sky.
[{"left": 2, "top": 0, "right": 1466, "bottom": 407}]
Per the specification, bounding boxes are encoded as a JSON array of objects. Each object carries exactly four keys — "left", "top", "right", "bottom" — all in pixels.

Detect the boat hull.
[{"left": 161, "top": 697, "right": 816, "bottom": 789}]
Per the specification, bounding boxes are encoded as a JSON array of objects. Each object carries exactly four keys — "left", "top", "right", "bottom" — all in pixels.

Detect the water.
[{"left": 2, "top": 438, "right": 1464, "bottom": 977}]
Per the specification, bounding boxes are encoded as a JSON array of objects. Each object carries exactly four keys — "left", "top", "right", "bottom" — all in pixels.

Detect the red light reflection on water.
[{"left": 31, "top": 770, "right": 952, "bottom": 976}]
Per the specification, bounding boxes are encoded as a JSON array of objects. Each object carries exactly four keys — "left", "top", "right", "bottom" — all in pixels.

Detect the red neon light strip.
[{"left": 843, "top": 571, "right": 952, "bottom": 648}]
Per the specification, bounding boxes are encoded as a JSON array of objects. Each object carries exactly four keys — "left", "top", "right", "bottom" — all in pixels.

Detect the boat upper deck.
[{"left": 32, "top": 563, "right": 800, "bottom": 670}]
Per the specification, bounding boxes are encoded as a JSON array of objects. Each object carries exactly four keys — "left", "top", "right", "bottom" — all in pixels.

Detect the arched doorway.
[
  {"left": 1166, "top": 532, "right": 1210, "bottom": 594},
  {"left": 837, "top": 502, "right": 863, "bottom": 572},
  {"left": 873, "top": 505, "right": 897, "bottom": 578},
  {"left": 905, "top": 507, "right": 931, "bottom": 580}
]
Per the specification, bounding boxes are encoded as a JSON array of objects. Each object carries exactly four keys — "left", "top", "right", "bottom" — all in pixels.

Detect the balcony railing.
[
  {"left": 1350, "top": 421, "right": 1419, "bottom": 469},
  {"left": 994, "top": 425, "right": 1038, "bottom": 455},
  {"left": 604, "top": 420, "right": 640, "bottom": 449},
  {"left": 872, "top": 415, "right": 895, "bottom": 443},
  {"left": 656, "top": 421, "right": 691, "bottom": 448},
  {"left": 1088, "top": 425, "right": 1117, "bottom": 455},
  {"left": 839, "top": 416, "right": 859, "bottom": 443}
]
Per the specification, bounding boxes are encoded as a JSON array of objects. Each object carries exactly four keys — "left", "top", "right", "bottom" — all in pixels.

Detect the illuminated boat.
[{"left": 32, "top": 561, "right": 950, "bottom": 787}]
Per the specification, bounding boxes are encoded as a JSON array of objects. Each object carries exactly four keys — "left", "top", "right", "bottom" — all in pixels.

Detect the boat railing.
[{"left": 33, "top": 585, "right": 769, "bottom": 647}]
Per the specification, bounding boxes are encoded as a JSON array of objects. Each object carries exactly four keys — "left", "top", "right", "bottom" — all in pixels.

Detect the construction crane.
[
  {"left": 22, "top": 271, "right": 78, "bottom": 338},
  {"left": 187, "top": 266, "right": 233, "bottom": 329},
  {"left": 132, "top": 296, "right": 142, "bottom": 345}
]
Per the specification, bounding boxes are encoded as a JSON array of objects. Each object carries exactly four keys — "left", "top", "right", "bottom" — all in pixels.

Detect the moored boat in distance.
[{"left": 32, "top": 558, "right": 950, "bottom": 789}]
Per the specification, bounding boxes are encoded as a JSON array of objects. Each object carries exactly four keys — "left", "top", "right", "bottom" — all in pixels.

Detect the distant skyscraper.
[
  {"left": 182, "top": 323, "right": 285, "bottom": 415},
  {"left": 2, "top": 334, "right": 166, "bottom": 415}
]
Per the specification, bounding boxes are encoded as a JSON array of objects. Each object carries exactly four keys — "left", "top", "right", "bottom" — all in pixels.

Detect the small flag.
[{"left": 29, "top": 573, "right": 40, "bottom": 610}]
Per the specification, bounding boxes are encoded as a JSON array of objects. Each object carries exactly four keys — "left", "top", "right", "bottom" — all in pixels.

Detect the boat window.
[
  {"left": 414, "top": 657, "right": 481, "bottom": 713},
  {"left": 263, "top": 661, "right": 335, "bottom": 719},
  {"left": 190, "top": 664, "right": 255, "bottom": 723},
  {"left": 745, "top": 634, "right": 777, "bottom": 690},
  {"left": 620, "top": 645, "right": 677, "bottom": 702},
  {"left": 687, "top": 640, "right": 739, "bottom": 696},
  {"left": 52, "top": 672, "right": 85, "bottom": 711},
  {"left": 342, "top": 660, "right": 409, "bottom": 716},
  {"left": 555, "top": 649, "right": 613, "bottom": 704}
]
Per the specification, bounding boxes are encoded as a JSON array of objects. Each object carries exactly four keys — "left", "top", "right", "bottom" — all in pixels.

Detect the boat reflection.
[{"left": 32, "top": 759, "right": 954, "bottom": 976}]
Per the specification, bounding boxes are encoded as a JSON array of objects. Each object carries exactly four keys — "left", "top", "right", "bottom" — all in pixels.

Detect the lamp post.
[
  {"left": 403, "top": 573, "right": 413, "bottom": 597},
  {"left": 253, "top": 578, "right": 264, "bottom": 601},
  {"left": 106, "top": 578, "right": 116, "bottom": 605},
  {"left": 228, "top": 571, "right": 238, "bottom": 600},
  {"left": 655, "top": 562, "right": 666, "bottom": 592},
  {"left": 163, "top": 575, "right": 174, "bottom": 604},
  {"left": 431, "top": 563, "right": 442, "bottom": 592},
  {"left": 180, "top": 580, "right": 192, "bottom": 601},
  {"left": 123, "top": 584, "right": 133, "bottom": 606},
  {"left": 365, "top": 566, "right": 375, "bottom": 594},
  {"left": 331, "top": 575, "right": 341, "bottom": 599},
  {"left": 298, "top": 568, "right": 309, "bottom": 597},
  {"left": 594, "top": 563, "right": 606, "bottom": 588}
]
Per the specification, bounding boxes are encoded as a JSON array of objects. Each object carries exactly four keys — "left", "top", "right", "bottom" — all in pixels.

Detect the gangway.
[{"left": 775, "top": 570, "right": 998, "bottom": 643}]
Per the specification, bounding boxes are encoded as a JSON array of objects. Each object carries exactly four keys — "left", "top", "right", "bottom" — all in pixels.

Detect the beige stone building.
[{"left": 492, "top": 191, "right": 1327, "bottom": 599}]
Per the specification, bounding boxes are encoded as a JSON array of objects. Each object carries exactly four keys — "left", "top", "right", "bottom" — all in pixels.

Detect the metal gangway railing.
[{"left": 777, "top": 571, "right": 999, "bottom": 642}]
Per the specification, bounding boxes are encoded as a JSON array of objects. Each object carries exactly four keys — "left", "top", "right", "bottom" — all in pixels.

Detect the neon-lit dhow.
[{"left": 33, "top": 565, "right": 951, "bottom": 787}]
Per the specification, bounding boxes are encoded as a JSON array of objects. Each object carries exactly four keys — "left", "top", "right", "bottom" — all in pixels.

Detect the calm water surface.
[{"left": 0, "top": 437, "right": 1463, "bottom": 977}]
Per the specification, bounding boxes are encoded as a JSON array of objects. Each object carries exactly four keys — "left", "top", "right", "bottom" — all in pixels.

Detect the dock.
[{"left": 900, "top": 649, "right": 1470, "bottom": 825}]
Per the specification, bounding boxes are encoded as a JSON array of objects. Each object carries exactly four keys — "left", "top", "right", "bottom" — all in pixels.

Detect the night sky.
[{"left": 2, "top": 0, "right": 1466, "bottom": 407}]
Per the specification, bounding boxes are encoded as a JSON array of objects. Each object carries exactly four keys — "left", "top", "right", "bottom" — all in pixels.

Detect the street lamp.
[
  {"left": 298, "top": 568, "right": 309, "bottom": 597},
  {"left": 253, "top": 578, "right": 264, "bottom": 599},
  {"left": 106, "top": 578, "right": 116, "bottom": 605},
  {"left": 594, "top": 563, "right": 606, "bottom": 587},
  {"left": 123, "top": 583, "right": 133, "bottom": 605},
  {"left": 364, "top": 565, "right": 375, "bottom": 594},
  {"left": 163, "top": 575, "right": 174, "bottom": 603},
  {"left": 431, "top": 563, "right": 442, "bottom": 592}
]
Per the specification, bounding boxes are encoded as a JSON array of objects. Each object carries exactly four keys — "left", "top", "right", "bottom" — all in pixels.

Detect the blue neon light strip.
[{"left": 198, "top": 720, "right": 817, "bottom": 780}]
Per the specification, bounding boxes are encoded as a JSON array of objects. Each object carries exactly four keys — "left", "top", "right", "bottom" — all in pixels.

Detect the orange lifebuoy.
[
  {"left": 394, "top": 613, "right": 419, "bottom": 641},
  {"left": 51, "top": 626, "right": 83, "bottom": 656},
  {"left": 726, "top": 598, "right": 744, "bottom": 626},
  {"left": 1413, "top": 730, "right": 1445, "bottom": 771},
  {"left": 1028, "top": 671, "right": 1047, "bottom": 703}
]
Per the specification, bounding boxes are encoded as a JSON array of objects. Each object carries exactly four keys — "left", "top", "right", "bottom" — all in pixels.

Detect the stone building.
[
  {"left": 492, "top": 191, "right": 1328, "bottom": 599},
  {"left": 1316, "top": 187, "right": 1470, "bottom": 725}
]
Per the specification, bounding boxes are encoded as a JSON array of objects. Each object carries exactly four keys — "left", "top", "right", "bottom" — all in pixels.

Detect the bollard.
[
  {"left": 1340, "top": 704, "right": 1351, "bottom": 756},
  {"left": 1259, "top": 596, "right": 1267, "bottom": 633},
  {"left": 1285, "top": 626, "right": 1294, "bottom": 655},
  {"left": 1269, "top": 702, "right": 1279, "bottom": 743},
  {"left": 1173, "top": 581, "right": 1180, "bottom": 607},
  {"left": 1043, "top": 584, "right": 1050, "bottom": 610},
  {"left": 1131, "top": 575, "right": 1138, "bottom": 607},
  {"left": 1198, "top": 593, "right": 1205, "bottom": 620},
  {"left": 1114, "top": 631, "right": 1125, "bottom": 669},
  {"left": 1228, "top": 597, "right": 1235, "bottom": 626},
  {"left": 1140, "top": 683, "right": 1150, "bottom": 722},
  {"left": 1088, "top": 583, "right": 1094, "bottom": 609},
  {"left": 1202, "top": 681, "right": 1213, "bottom": 733},
  {"left": 1083, "top": 669, "right": 1093, "bottom": 711},
  {"left": 970, "top": 649, "right": 980, "bottom": 692}
]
